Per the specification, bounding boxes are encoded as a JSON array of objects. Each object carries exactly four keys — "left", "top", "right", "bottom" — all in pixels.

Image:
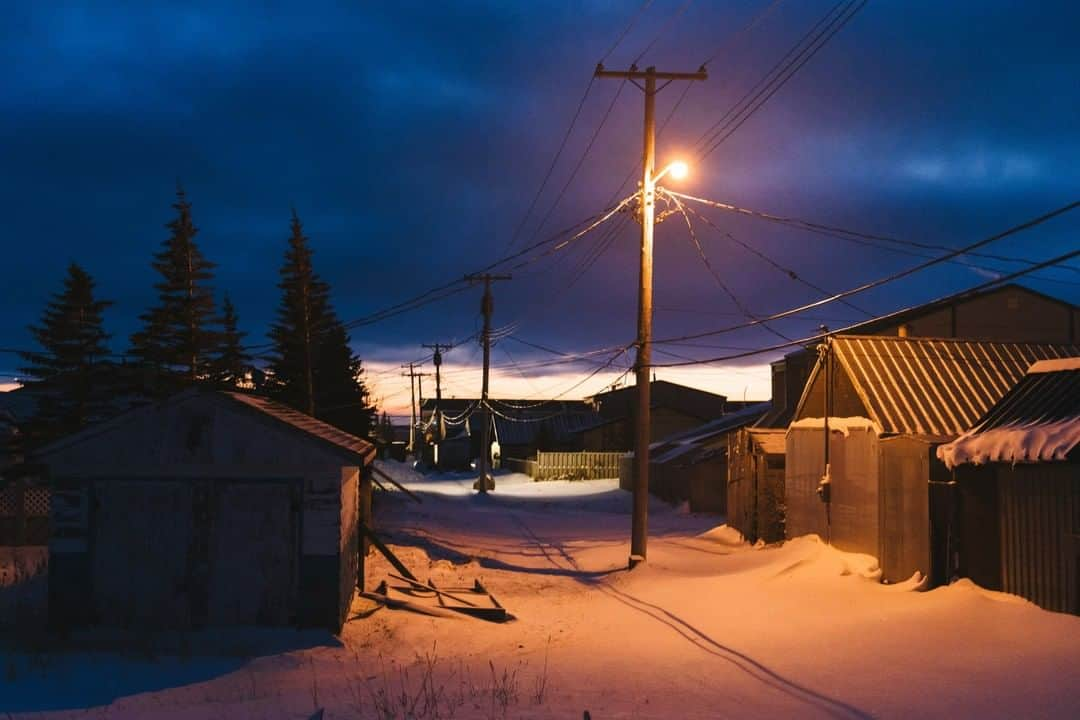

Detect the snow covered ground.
[{"left": 3, "top": 461, "right": 1079, "bottom": 718}]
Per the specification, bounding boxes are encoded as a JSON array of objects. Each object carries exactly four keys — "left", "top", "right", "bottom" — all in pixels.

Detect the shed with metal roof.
[
  {"left": 934, "top": 358, "right": 1080, "bottom": 613},
  {"left": 34, "top": 389, "right": 376, "bottom": 633},
  {"left": 786, "top": 335, "right": 1077, "bottom": 584},
  {"left": 727, "top": 428, "right": 787, "bottom": 543}
]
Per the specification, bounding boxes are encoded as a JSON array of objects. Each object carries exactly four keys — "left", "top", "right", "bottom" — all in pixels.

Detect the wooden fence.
[
  {"left": 503, "top": 457, "right": 538, "bottom": 477},
  {"left": 533, "top": 452, "right": 624, "bottom": 481},
  {"left": 0, "top": 480, "right": 50, "bottom": 546}
]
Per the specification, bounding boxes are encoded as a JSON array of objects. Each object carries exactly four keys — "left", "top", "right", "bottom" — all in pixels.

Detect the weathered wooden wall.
[
  {"left": 42, "top": 393, "right": 364, "bottom": 631},
  {"left": 727, "top": 430, "right": 785, "bottom": 543}
]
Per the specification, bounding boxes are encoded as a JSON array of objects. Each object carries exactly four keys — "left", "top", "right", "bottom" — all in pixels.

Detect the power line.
[
  {"left": 651, "top": 198, "right": 1080, "bottom": 346},
  {"left": 599, "top": 0, "right": 656, "bottom": 64},
  {"left": 650, "top": 245, "right": 1080, "bottom": 367},
  {"left": 672, "top": 194, "right": 873, "bottom": 315},
  {"left": 667, "top": 191, "right": 794, "bottom": 343},
  {"left": 632, "top": 0, "right": 694, "bottom": 65},
  {"left": 665, "top": 188, "right": 1080, "bottom": 284},
  {"left": 695, "top": 0, "right": 866, "bottom": 160}
]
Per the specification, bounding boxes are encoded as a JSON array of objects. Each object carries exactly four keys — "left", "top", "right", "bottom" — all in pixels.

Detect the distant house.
[
  {"left": 936, "top": 358, "right": 1080, "bottom": 614},
  {"left": 583, "top": 380, "right": 749, "bottom": 452},
  {"left": 759, "top": 284, "right": 1080, "bottom": 429},
  {"left": 34, "top": 389, "right": 375, "bottom": 632},
  {"left": 785, "top": 335, "right": 1077, "bottom": 584},
  {"left": 633, "top": 402, "right": 770, "bottom": 513}
]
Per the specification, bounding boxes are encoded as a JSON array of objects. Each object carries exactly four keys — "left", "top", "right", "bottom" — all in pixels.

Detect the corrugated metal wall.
[
  {"left": 787, "top": 425, "right": 879, "bottom": 555},
  {"left": 878, "top": 438, "right": 932, "bottom": 584},
  {"left": 999, "top": 465, "right": 1078, "bottom": 614}
]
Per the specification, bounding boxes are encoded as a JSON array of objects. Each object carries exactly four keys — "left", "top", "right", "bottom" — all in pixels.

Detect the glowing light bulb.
[{"left": 668, "top": 161, "right": 689, "bottom": 180}]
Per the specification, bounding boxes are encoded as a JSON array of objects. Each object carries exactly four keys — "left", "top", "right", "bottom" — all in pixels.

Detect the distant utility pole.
[
  {"left": 401, "top": 362, "right": 431, "bottom": 454},
  {"left": 595, "top": 63, "right": 707, "bottom": 568},
  {"left": 421, "top": 343, "right": 451, "bottom": 409},
  {"left": 466, "top": 273, "right": 511, "bottom": 493}
]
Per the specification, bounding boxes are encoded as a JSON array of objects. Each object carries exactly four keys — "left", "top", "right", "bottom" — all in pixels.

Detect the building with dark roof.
[
  {"left": 582, "top": 380, "right": 756, "bottom": 452},
  {"left": 935, "top": 358, "right": 1080, "bottom": 614},
  {"left": 34, "top": 389, "right": 375, "bottom": 632},
  {"left": 637, "top": 402, "right": 771, "bottom": 513}
]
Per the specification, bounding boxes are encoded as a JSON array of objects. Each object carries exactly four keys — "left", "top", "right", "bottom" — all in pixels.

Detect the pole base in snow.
[
  {"left": 474, "top": 475, "right": 495, "bottom": 492},
  {"left": 628, "top": 554, "right": 645, "bottom": 570}
]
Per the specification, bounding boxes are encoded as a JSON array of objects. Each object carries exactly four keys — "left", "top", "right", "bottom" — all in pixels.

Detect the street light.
[{"left": 657, "top": 160, "right": 689, "bottom": 182}]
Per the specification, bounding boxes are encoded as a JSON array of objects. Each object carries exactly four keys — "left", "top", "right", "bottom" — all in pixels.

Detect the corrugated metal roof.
[
  {"left": 226, "top": 392, "right": 376, "bottom": 462},
  {"left": 973, "top": 365, "right": 1080, "bottom": 432},
  {"left": 937, "top": 362, "right": 1080, "bottom": 467},
  {"left": 650, "top": 403, "right": 770, "bottom": 466},
  {"left": 830, "top": 336, "right": 1079, "bottom": 436}
]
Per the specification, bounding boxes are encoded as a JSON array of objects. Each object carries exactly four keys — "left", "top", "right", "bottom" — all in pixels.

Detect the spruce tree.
[
  {"left": 213, "top": 294, "right": 251, "bottom": 389},
  {"left": 20, "top": 263, "right": 113, "bottom": 444},
  {"left": 130, "top": 187, "right": 220, "bottom": 393},
  {"left": 269, "top": 210, "right": 376, "bottom": 436},
  {"left": 315, "top": 321, "right": 376, "bottom": 438},
  {"left": 269, "top": 210, "right": 332, "bottom": 414}
]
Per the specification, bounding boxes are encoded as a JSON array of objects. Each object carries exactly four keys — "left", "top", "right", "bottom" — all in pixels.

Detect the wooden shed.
[
  {"left": 727, "top": 428, "right": 786, "bottom": 543},
  {"left": 937, "top": 358, "right": 1080, "bottom": 613},
  {"left": 620, "top": 403, "right": 768, "bottom": 513},
  {"left": 35, "top": 389, "right": 375, "bottom": 632},
  {"left": 787, "top": 336, "right": 1077, "bottom": 583}
]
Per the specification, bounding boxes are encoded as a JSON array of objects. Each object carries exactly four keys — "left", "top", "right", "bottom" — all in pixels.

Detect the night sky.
[{"left": 3, "top": 1, "right": 1078, "bottom": 416}]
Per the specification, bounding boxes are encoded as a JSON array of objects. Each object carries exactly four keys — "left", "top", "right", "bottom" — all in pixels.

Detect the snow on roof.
[
  {"left": 1028, "top": 358, "right": 1080, "bottom": 373},
  {"left": 936, "top": 360, "right": 1080, "bottom": 468},
  {"left": 788, "top": 416, "right": 879, "bottom": 437},
  {"left": 820, "top": 336, "right": 1078, "bottom": 437},
  {"left": 937, "top": 420, "right": 1079, "bottom": 469}
]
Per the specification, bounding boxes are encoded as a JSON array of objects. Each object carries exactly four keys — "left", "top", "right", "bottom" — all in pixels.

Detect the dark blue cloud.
[{"left": 2, "top": 0, "right": 1077, "bottom": 381}]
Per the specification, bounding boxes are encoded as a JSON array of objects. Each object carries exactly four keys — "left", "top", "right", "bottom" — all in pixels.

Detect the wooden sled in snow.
[{"left": 373, "top": 574, "right": 509, "bottom": 623}]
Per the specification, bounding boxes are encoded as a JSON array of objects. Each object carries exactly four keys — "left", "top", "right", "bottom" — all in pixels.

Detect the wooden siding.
[
  {"left": 727, "top": 429, "right": 785, "bottom": 543},
  {"left": 998, "top": 465, "right": 1078, "bottom": 614},
  {"left": 38, "top": 393, "right": 368, "bottom": 631},
  {"left": 207, "top": 481, "right": 298, "bottom": 626},
  {"left": 533, "top": 452, "right": 623, "bottom": 481},
  {"left": 92, "top": 480, "right": 194, "bottom": 629}
]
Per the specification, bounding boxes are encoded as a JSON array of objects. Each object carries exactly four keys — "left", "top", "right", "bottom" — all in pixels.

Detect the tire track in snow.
[{"left": 508, "top": 512, "right": 874, "bottom": 720}]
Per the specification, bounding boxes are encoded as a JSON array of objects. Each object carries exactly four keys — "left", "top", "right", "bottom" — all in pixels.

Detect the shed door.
[
  {"left": 92, "top": 480, "right": 193, "bottom": 629},
  {"left": 207, "top": 481, "right": 298, "bottom": 625}
]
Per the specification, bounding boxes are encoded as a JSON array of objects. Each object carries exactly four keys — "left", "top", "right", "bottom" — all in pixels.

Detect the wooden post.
[
  {"left": 358, "top": 466, "right": 373, "bottom": 592},
  {"left": 594, "top": 62, "right": 707, "bottom": 567}
]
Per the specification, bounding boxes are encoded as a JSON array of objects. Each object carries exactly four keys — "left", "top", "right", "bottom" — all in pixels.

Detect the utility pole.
[
  {"left": 466, "top": 273, "right": 511, "bottom": 493},
  {"left": 421, "top": 343, "right": 451, "bottom": 409},
  {"left": 595, "top": 63, "right": 707, "bottom": 568},
  {"left": 400, "top": 363, "right": 431, "bottom": 455}
]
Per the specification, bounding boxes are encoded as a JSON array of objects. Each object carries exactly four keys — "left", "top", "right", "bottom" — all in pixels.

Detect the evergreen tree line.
[{"left": 18, "top": 188, "right": 376, "bottom": 449}]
